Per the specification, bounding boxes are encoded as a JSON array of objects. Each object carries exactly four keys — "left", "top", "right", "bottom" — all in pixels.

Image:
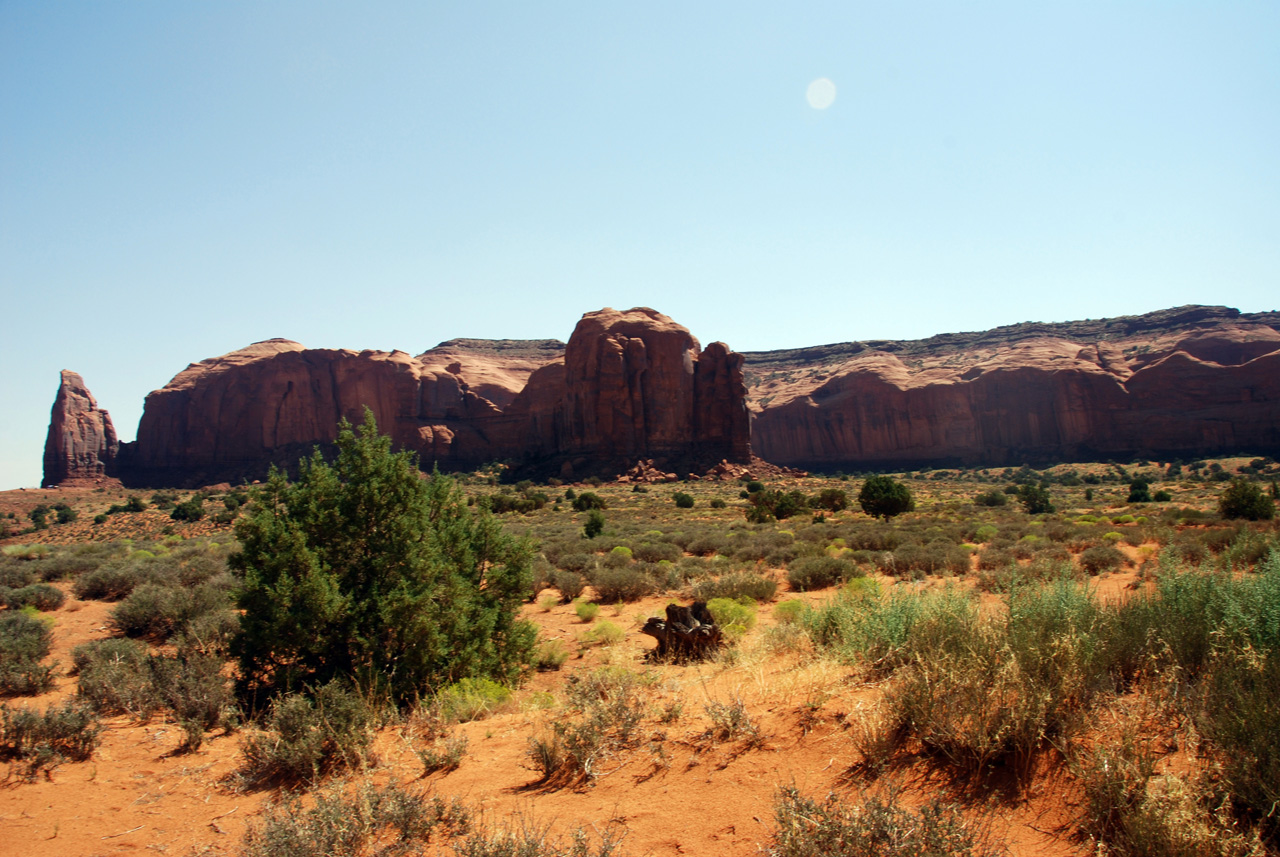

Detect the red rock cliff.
[
  {"left": 102, "top": 309, "right": 750, "bottom": 486},
  {"left": 747, "top": 309, "right": 1280, "bottom": 467},
  {"left": 42, "top": 371, "right": 119, "bottom": 487}
]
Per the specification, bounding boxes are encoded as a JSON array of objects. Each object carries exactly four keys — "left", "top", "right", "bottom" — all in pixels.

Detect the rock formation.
[
  {"left": 511, "top": 308, "right": 751, "bottom": 475},
  {"left": 41, "top": 305, "right": 1280, "bottom": 487},
  {"left": 65, "top": 308, "right": 751, "bottom": 486},
  {"left": 745, "top": 306, "right": 1280, "bottom": 468},
  {"left": 42, "top": 370, "right": 119, "bottom": 487}
]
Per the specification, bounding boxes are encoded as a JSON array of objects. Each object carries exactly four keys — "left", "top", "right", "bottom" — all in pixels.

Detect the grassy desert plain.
[{"left": 1, "top": 456, "right": 1278, "bottom": 857}]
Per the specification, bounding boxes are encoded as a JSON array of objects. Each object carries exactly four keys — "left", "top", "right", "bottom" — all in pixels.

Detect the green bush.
[
  {"left": 572, "top": 492, "right": 606, "bottom": 512},
  {"left": 692, "top": 571, "right": 778, "bottom": 602},
  {"left": 4, "top": 583, "right": 66, "bottom": 611},
  {"left": 574, "top": 600, "right": 600, "bottom": 622},
  {"left": 974, "top": 490, "right": 1008, "bottom": 507},
  {"left": 170, "top": 498, "right": 206, "bottom": 522},
  {"left": 706, "top": 598, "right": 757, "bottom": 637},
  {"left": 533, "top": 639, "right": 570, "bottom": 671},
  {"left": 813, "top": 488, "right": 850, "bottom": 512},
  {"left": 73, "top": 564, "right": 143, "bottom": 601},
  {"left": 858, "top": 476, "right": 914, "bottom": 520},
  {"left": 1219, "top": 479, "right": 1275, "bottom": 521},
  {"left": 436, "top": 677, "right": 512, "bottom": 723},
  {"left": 787, "top": 556, "right": 855, "bottom": 591},
  {"left": 583, "top": 509, "right": 606, "bottom": 539},
  {"left": 673, "top": 492, "right": 695, "bottom": 509},
  {"left": 231, "top": 412, "right": 535, "bottom": 703},
  {"left": 0, "top": 611, "right": 56, "bottom": 696},
  {"left": 773, "top": 600, "right": 809, "bottom": 625},
  {"left": 1018, "top": 483, "right": 1056, "bottom": 514},
  {"left": 590, "top": 565, "right": 654, "bottom": 602},
  {"left": 73, "top": 638, "right": 156, "bottom": 716}
]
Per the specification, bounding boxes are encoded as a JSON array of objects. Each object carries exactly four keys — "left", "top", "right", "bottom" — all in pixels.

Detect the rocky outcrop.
[
  {"left": 42, "top": 304, "right": 1280, "bottom": 487},
  {"left": 88, "top": 308, "right": 751, "bottom": 486},
  {"left": 502, "top": 308, "right": 751, "bottom": 477},
  {"left": 746, "top": 308, "right": 1280, "bottom": 468},
  {"left": 42, "top": 371, "right": 119, "bottom": 487},
  {"left": 124, "top": 339, "right": 515, "bottom": 485}
]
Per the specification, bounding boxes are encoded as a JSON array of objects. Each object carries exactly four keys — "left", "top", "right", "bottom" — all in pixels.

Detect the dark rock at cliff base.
[{"left": 42, "top": 371, "right": 119, "bottom": 487}]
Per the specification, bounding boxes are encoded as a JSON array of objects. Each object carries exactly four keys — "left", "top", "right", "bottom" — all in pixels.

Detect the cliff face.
[
  {"left": 42, "top": 370, "right": 119, "bottom": 487},
  {"left": 43, "top": 305, "right": 1280, "bottom": 487},
  {"left": 745, "top": 307, "right": 1280, "bottom": 468},
  {"left": 89, "top": 308, "right": 750, "bottom": 486}
]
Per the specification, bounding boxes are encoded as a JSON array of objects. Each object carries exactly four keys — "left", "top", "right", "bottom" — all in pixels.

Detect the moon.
[{"left": 806, "top": 77, "right": 836, "bottom": 110}]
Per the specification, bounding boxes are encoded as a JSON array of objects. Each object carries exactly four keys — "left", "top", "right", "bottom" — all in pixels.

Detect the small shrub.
[
  {"left": 575, "top": 601, "right": 600, "bottom": 622},
  {"left": 773, "top": 600, "right": 808, "bottom": 625},
  {"left": 583, "top": 509, "right": 606, "bottom": 539},
  {"left": 591, "top": 565, "right": 654, "bottom": 603},
  {"left": 0, "top": 701, "right": 102, "bottom": 774},
  {"left": 242, "top": 780, "right": 471, "bottom": 857},
  {"left": 415, "top": 732, "right": 470, "bottom": 775},
  {"left": 4, "top": 583, "right": 66, "bottom": 611},
  {"left": 709, "top": 498, "right": 727, "bottom": 509},
  {"left": 706, "top": 597, "right": 757, "bottom": 641},
  {"left": 580, "top": 621, "right": 624, "bottom": 647},
  {"left": 436, "top": 677, "right": 512, "bottom": 723},
  {"left": 768, "top": 786, "right": 1002, "bottom": 857},
  {"left": 673, "top": 492, "right": 695, "bottom": 509},
  {"left": 1080, "top": 544, "right": 1126, "bottom": 574},
  {"left": 787, "top": 555, "right": 855, "bottom": 591},
  {"left": 974, "top": 490, "right": 1008, "bottom": 507},
  {"left": 73, "top": 564, "right": 142, "bottom": 601},
  {"left": 239, "top": 682, "right": 374, "bottom": 785},
  {"left": 692, "top": 571, "right": 778, "bottom": 602},
  {"left": 533, "top": 639, "right": 570, "bottom": 671},
  {"left": 552, "top": 569, "right": 586, "bottom": 602},
  {"left": 704, "top": 697, "right": 761, "bottom": 744}
]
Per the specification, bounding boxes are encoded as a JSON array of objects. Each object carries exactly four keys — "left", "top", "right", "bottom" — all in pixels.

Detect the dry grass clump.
[{"left": 767, "top": 785, "right": 1004, "bottom": 857}]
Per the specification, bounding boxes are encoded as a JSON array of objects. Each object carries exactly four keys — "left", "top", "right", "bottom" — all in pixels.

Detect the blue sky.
[{"left": 2, "top": 2, "right": 1277, "bottom": 489}]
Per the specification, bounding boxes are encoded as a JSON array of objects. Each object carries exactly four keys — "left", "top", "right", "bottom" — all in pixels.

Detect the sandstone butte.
[
  {"left": 44, "top": 307, "right": 752, "bottom": 487},
  {"left": 42, "top": 304, "right": 1280, "bottom": 488}
]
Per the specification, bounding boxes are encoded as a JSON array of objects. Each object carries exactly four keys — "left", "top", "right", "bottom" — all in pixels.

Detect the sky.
[{"left": 2, "top": 1, "right": 1277, "bottom": 490}]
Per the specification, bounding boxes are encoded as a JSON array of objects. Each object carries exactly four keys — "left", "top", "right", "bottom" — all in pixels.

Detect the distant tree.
[
  {"left": 1126, "top": 479, "right": 1153, "bottom": 504},
  {"left": 583, "top": 509, "right": 606, "bottom": 539},
  {"left": 27, "top": 505, "right": 49, "bottom": 530},
  {"left": 1018, "top": 483, "right": 1055, "bottom": 515},
  {"left": 857, "top": 476, "right": 914, "bottom": 521},
  {"left": 571, "top": 492, "right": 606, "bottom": 512},
  {"left": 813, "top": 488, "right": 850, "bottom": 512},
  {"left": 231, "top": 411, "right": 536, "bottom": 703},
  {"left": 1219, "top": 479, "right": 1275, "bottom": 521},
  {"left": 973, "top": 489, "right": 1008, "bottom": 507},
  {"left": 170, "top": 498, "right": 206, "bottom": 522},
  {"left": 746, "top": 489, "right": 808, "bottom": 523}
]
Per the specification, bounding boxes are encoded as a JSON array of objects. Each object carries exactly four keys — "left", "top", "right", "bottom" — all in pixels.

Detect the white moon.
[{"left": 806, "top": 77, "right": 836, "bottom": 109}]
